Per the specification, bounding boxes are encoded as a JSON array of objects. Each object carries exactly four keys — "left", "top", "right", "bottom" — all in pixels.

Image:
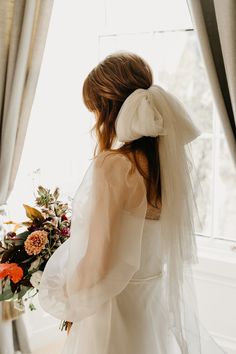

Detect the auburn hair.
[{"left": 82, "top": 52, "right": 161, "bottom": 208}]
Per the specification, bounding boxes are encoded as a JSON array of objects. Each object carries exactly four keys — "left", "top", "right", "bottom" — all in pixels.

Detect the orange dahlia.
[{"left": 0, "top": 263, "right": 24, "bottom": 283}]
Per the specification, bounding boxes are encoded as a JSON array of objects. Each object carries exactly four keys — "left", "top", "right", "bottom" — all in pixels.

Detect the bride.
[{"left": 39, "top": 52, "right": 226, "bottom": 353}]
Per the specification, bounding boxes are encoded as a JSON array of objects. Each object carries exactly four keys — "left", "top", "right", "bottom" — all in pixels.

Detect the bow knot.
[{"left": 115, "top": 86, "right": 167, "bottom": 143}]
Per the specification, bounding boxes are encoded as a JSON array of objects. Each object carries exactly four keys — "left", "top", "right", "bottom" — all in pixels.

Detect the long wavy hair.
[{"left": 82, "top": 52, "right": 161, "bottom": 208}]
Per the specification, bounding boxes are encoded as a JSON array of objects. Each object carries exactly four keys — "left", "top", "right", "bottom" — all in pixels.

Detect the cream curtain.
[
  {"left": 0, "top": 1, "right": 54, "bottom": 353},
  {"left": 187, "top": 0, "right": 236, "bottom": 166}
]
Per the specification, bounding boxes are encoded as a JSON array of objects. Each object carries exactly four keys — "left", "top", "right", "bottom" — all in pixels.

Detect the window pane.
[{"left": 104, "top": 0, "right": 192, "bottom": 33}]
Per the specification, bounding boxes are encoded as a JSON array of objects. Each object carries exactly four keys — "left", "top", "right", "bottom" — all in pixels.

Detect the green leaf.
[
  {"left": 23, "top": 204, "right": 44, "bottom": 222},
  {"left": 0, "top": 289, "right": 14, "bottom": 301},
  {"left": 0, "top": 279, "right": 14, "bottom": 301},
  {"left": 5, "top": 231, "right": 31, "bottom": 246},
  {"left": 1, "top": 245, "right": 17, "bottom": 263},
  {"left": 37, "top": 186, "right": 48, "bottom": 196},
  {"left": 29, "top": 302, "right": 36, "bottom": 311},
  {"left": 17, "top": 285, "right": 29, "bottom": 299},
  {"left": 17, "top": 231, "right": 30, "bottom": 240},
  {"left": 53, "top": 187, "right": 60, "bottom": 200},
  {"left": 21, "top": 221, "right": 33, "bottom": 227}
]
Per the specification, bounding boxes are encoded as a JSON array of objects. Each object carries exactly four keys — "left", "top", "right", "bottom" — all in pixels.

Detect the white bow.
[
  {"left": 115, "top": 87, "right": 167, "bottom": 143},
  {"left": 115, "top": 85, "right": 201, "bottom": 145}
]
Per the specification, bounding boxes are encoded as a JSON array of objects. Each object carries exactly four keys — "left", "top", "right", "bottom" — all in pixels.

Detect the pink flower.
[
  {"left": 61, "top": 227, "right": 70, "bottom": 237},
  {"left": 24, "top": 230, "right": 48, "bottom": 255}
]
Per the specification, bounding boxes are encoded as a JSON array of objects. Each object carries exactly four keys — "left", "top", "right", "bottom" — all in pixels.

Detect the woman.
[{"left": 39, "top": 52, "right": 226, "bottom": 353}]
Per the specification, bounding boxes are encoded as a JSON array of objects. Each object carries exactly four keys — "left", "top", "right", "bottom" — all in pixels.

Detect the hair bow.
[{"left": 115, "top": 87, "right": 167, "bottom": 143}]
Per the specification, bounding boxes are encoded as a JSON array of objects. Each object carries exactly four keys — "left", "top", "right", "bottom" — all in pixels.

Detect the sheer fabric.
[
  {"left": 39, "top": 151, "right": 147, "bottom": 322},
  {"left": 114, "top": 85, "right": 202, "bottom": 352},
  {"left": 39, "top": 150, "right": 226, "bottom": 354}
]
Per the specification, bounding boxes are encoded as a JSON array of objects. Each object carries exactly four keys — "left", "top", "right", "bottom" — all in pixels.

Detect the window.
[
  {"left": 8, "top": 0, "right": 236, "bottom": 246},
  {"left": 99, "top": 0, "right": 236, "bottom": 244}
]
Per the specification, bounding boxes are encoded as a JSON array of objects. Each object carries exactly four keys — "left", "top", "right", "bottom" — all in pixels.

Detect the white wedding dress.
[
  {"left": 38, "top": 150, "right": 226, "bottom": 354},
  {"left": 63, "top": 219, "right": 181, "bottom": 354}
]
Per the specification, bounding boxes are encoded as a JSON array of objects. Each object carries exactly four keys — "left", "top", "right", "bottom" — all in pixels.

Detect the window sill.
[{"left": 193, "top": 235, "right": 236, "bottom": 284}]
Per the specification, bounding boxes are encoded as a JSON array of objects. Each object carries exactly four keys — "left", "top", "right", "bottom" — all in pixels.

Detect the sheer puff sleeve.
[{"left": 38, "top": 151, "right": 147, "bottom": 322}]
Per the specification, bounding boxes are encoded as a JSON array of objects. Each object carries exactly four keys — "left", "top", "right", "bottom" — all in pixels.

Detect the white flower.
[{"left": 30, "top": 270, "right": 43, "bottom": 290}]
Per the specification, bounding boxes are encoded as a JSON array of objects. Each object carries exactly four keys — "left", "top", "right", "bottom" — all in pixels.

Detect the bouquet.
[{"left": 0, "top": 186, "right": 71, "bottom": 314}]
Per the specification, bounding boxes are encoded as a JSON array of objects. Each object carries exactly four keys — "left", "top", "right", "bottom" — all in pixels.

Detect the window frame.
[{"left": 98, "top": 3, "right": 236, "bottom": 246}]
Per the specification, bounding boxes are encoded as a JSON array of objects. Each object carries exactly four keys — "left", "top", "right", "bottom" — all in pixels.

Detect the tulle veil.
[{"left": 115, "top": 84, "right": 226, "bottom": 353}]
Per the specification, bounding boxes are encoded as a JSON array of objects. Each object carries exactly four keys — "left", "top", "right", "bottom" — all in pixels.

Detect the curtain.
[
  {"left": 0, "top": 1, "right": 54, "bottom": 353},
  {"left": 187, "top": 0, "right": 236, "bottom": 167}
]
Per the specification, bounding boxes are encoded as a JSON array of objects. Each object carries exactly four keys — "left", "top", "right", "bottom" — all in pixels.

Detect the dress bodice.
[{"left": 131, "top": 219, "right": 163, "bottom": 280}]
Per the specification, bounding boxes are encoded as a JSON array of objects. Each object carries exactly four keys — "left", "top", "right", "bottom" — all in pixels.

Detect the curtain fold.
[
  {"left": 187, "top": 0, "right": 236, "bottom": 166},
  {"left": 0, "top": 1, "right": 54, "bottom": 353},
  {"left": 0, "top": 0, "right": 54, "bottom": 203}
]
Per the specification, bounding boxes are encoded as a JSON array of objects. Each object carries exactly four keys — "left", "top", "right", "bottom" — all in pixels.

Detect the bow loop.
[
  {"left": 115, "top": 88, "right": 167, "bottom": 143},
  {"left": 115, "top": 85, "right": 201, "bottom": 145}
]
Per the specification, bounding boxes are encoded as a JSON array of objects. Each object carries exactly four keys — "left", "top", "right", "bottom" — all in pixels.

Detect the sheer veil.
[{"left": 115, "top": 85, "right": 226, "bottom": 353}]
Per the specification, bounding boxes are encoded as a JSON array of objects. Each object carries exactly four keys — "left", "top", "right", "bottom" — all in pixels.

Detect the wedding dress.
[{"left": 39, "top": 150, "right": 226, "bottom": 354}]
